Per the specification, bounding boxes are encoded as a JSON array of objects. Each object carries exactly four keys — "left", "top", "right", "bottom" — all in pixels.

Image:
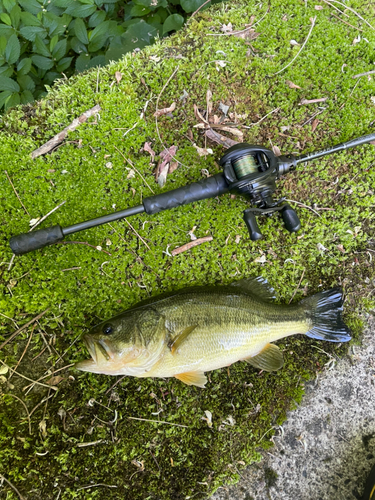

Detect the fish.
[{"left": 75, "top": 277, "right": 351, "bottom": 388}]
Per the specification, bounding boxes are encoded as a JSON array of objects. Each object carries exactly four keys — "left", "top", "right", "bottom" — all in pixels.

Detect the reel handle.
[
  {"left": 281, "top": 204, "right": 301, "bottom": 233},
  {"left": 243, "top": 210, "right": 263, "bottom": 240}
]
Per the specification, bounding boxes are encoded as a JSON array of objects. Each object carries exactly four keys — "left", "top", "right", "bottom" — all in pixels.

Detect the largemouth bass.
[{"left": 75, "top": 278, "right": 351, "bottom": 388}]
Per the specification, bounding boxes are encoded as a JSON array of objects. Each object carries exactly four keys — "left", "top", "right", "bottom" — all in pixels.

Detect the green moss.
[{"left": 1, "top": 0, "right": 375, "bottom": 499}]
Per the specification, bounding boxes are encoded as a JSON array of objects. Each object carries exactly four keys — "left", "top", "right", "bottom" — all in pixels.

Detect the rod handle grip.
[
  {"left": 9, "top": 225, "right": 64, "bottom": 255},
  {"left": 143, "top": 173, "right": 229, "bottom": 214}
]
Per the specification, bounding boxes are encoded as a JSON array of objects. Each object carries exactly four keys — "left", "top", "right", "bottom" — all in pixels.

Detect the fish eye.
[{"left": 102, "top": 323, "right": 114, "bottom": 335}]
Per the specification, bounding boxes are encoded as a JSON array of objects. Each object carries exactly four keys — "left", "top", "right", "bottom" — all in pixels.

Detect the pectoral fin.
[
  {"left": 169, "top": 325, "right": 197, "bottom": 354},
  {"left": 174, "top": 371, "right": 207, "bottom": 388},
  {"left": 243, "top": 343, "right": 284, "bottom": 371}
]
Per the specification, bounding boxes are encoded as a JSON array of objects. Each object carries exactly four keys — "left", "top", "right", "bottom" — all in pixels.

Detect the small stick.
[
  {"left": 77, "top": 440, "right": 103, "bottom": 448},
  {"left": 330, "top": 12, "right": 364, "bottom": 32},
  {"left": 9, "top": 324, "right": 35, "bottom": 380},
  {"left": 242, "top": 107, "right": 280, "bottom": 128},
  {"left": 23, "top": 363, "right": 74, "bottom": 392},
  {"left": 0, "top": 474, "right": 27, "bottom": 500},
  {"left": 299, "top": 97, "right": 328, "bottom": 105},
  {"left": 4, "top": 170, "right": 30, "bottom": 216},
  {"left": 77, "top": 484, "right": 117, "bottom": 491},
  {"left": 127, "top": 416, "right": 188, "bottom": 428},
  {"left": 322, "top": 0, "right": 374, "bottom": 29},
  {"left": 6, "top": 394, "right": 32, "bottom": 435},
  {"left": 285, "top": 199, "right": 321, "bottom": 217},
  {"left": 123, "top": 218, "right": 151, "bottom": 251},
  {"left": 0, "top": 360, "right": 58, "bottom": 390},
  {"left": 0, "top": 308, "right": 50, "bottom": 351},
  {"left": 322, "top": 0, "right": 350, "bottom": 17},
  {"left": 274, "top": 17, "right": 317, "bottom": 76},
  {"left": 114, "top": 146, "right": 155, "bottom": 194},
  {"left": 31, "top": 105, "right": 101, "bottom": 159},
  {"left": 28, "top": 393, "right": 55, "bottom": 418},
  {"left": 7, "top": 254, "right": 15, "bottom": 272},
  {"left": 58, "top": 240, "right": 112, "bottom": 256},
  {"left": 190, "top": 0, "right": 211, "bottom": 19},
  {"left": 352, "top": 69, "right": 375, "bottom": 79},
  {"left": 29, "top": 201, "right": 66, "bottom": 232},
  {"left": 171, "top": 236, "right": 213, "bottom": 256},
  {"left": 105, "top": 375, "right": 127, "bottom": 394},
  {"left": 289, "top": 269, "right": 306, "bottom": 304}
]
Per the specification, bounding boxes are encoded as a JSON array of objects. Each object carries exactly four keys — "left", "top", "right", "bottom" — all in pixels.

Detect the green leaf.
[
  {"left": 130, "top": 4, "right": 151, "bottom": 16},
  {"left": 87, "top": 54, "right": 105, "bottom": 69},
  {"left": 89, "top": 20, "right": 110, "bottom": 41},
  {"left": 50, "top": 34, "right": 59, "bottom": 52},
  {"left": 75, "top": 52, "right": 91, "bottom": 72},
  {"left": 74, "top": 18, "right": 89, "bottom": 44},
  {"left": 0, "top": 13, "right": 12, "bottom": 25},
  {"left": 133, "top": 0, "right": 168, "bottom": 8},
  {"left": 20, "top": 11, "right": 42, "bottom": 27},
  {"left": 88, "top": 10, "right": 106, "bottom": 27},
  {"left": 56, "top": 56, "right": 73, "bottom": 72},
  {"left": 17, "top": 74, "right": 35, "bottom": 91},
  {"left": 163, "top": 13, "right": 184, "bottom": 34},
  {"left": 20, "top": 26, "right": 47, "bottom": 41},
  {"left": 5, "top": 91, "right": 20, "bottom": 109},
  {"left": 0, "top": 75, "right": 20, "bottom": 92},
  {"left": 9, "top": 5, "right": 21, "bottom": 29},
  {"left": 3, "top": 0, "right": 16, "bottom": 13},
  {"left": 20, "top": 89, "right": 34, "bottom": 104},
  {"left": 0, "top": 36, "right": 7, "bottom": 56},
  {"left": 78, "top": 0, "right": 95, "bottom": 4},
  {"left": 17, "top": 57, "right": 32, "bottom": 75},
  {"left": 64, "top": 3, "right": 97, "bottom": 17},
  {"left": 70, "top": 36, "right": 87, "bottom": 54},
  {"left": 0, "top": 66, "right": 13, "bottom": 77},
  {"left": 34, "top": 35, "right": 51, "bottom": 57},
  {"left": 51, "top": 38, "right": 67, "bottom": 60},
  {"left": 5, "top": 33, "right": 20, "bottom": 65},
  {"left": 180, "top": 0, "right": 210, "bottom": 13},
  {"left": 31, "top": 54, "right": 54, "bottom": 70},
  {"left": 0, "top": 24, "right": 13, "bottom": 37},
  {"left": 18, "top": 0, "right": 42, "bottom": 15},
  {"left": 0, "top": 90, "right": 12, "bottom": 108}
]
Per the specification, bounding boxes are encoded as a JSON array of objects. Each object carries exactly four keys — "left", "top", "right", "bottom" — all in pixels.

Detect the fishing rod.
[{"left": 9, "top": 132, "right": 375, "bottom": 255}]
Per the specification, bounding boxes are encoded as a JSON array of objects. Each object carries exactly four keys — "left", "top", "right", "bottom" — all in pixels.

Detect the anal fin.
[
  {"left": 169, "top": 325, "right": 197, "bottom": 354},
  {"left": 243, "top": 343, "right": 284, "bottom": 372},
  {"left": 174, "top": 371, "right": 207, "bottom": 388}
]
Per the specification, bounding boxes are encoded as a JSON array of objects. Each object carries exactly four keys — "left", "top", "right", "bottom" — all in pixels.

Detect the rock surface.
[{"left": 212, "top": 314, "right": 375, "bottom": 500}]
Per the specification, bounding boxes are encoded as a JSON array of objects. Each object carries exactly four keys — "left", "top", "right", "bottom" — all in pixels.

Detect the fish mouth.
[{"left": 75, "top": 335, "right": 114, "bottom": 372}]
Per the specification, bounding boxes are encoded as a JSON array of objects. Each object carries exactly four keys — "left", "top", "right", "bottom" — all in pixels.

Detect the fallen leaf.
[
  {"left": 337, "top": 244, "right": 346, "bottom": 253},
  {"left": 105, "top": 162, "right": 113, "bottom": 169},
  {"left": 193, "top": 144, "right": 213, "bottom": 157},
  {"left": 205, "top": 128, "right": 239, "bottom": 148},
  {"left": 202, "top": 410, "right": 213, "bottom": 427},
  {"left": 353, "top": 35, "right": 361, "bottom": 45},
  {"left": 157, "top": 163, "right": 169, "bottom": 188},
  {"left": 115, "top": 71, "right": 122, "bottom": 84},
  {"left": 39, "top": 419, "right": 47, "bottom": 439},
  {"left": 315, "top": 4, "right": 323, "bottom": 9},
  {"left": 206, "top": 89, "right": 213, "bottom": 115},
  {"left": 46, "top": 375, "right": 63, "bottom": 386},
  {"left": 220, "top": 23, "right": 233, "bottom": 33},
  {"left": 0, "top": 365, "right": 8, "bottom": 375},
  {"left": 216, "top": 126, "right": 243, "bottom": 139},
  {"left": 311, "top": 118, "right": 320, "bottom": 132},
  {"left": 317, "top": 242, "right": 327, "bottom": 252},
  {"left": 272, "top": 145, "right": 281, "bottom": 156},
  {"left": 235, "top": 234, "right": 242, "bottom": 244},
  {"left": 153, "top": 102, "right": 176, "bottom": 117},
  {"left": 29, "top": 217, "right": 40, "bottom": 226},
  {"left": 254, "top": 254, "right": 267, "bottom": 263},
  {"left": 126, "top": 169, "right": 135, "bottom": 179},
  {"left": 194, "top": 104, "right": 209, "bottom": 124},
  {"left": 232, "top": 27, "right": 260, "bottom": 41},
  {"left": 168, "top": 161, "right": 179, "bottom": 174},
  {"left": 215, "top": 60, "right": 227, "bottom": 70},
  {"left": 144, "top": 142, "right": 156, "bottom": 162},
  {"left": 219, "top": 102, "right": 230, "bottom": 116},
  {"left": 155, "top": 145, "right": 178, "bottom": 187},
  {"left": 290, "top": 39, "right": 300, "bottom": 46},
  {"left": 286, "top": 80, "right": 301, "bottom": 89}
]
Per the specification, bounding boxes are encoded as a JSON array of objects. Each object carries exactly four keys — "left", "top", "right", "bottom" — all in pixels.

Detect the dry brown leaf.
[
  {"left": 153, "top": 102, "right": 176, "bottom": 117},
  {"left": 311, "top": 118, "right": 320, "bottom": 132},
  {"left": 155, "top": 145, "right": 178, "bottom": 187},
  {"left": 193, "top": 144, "right": 213, "bottom": 157},
  {"left": 46, "top": 375, "right": 63, "bottom": 386},
  {"left": 286, "top": 80, "right": 301, "bottom": 89},
  {"left": 194, "top": 104, "right": 209, "bottom": 124},
  {"left": 232, "top": 28, "right": 260, "bottom": 41},
  {"left": 115, "top": 71, "right": 122, "bottom": 84},
  {"left": 206, "top": 89, "right": 213, "bottom": 115},
  {"left": 205, "top": 129, "right": 239, "bottom": 148},
  {"left": 272, "top": 145, "right": 281, "bottom": 156},
  {"left": 144, "top": 142, "right": 156, "bottom": 163},
  {"left": 314, "top": 5, "right": 323, "bottom": 9},
  {"left": 216, "top": 126, "right": 243, "bottom": 139},
  {"left": 168, "top": 161, "right": 179, "bottom": 174}
]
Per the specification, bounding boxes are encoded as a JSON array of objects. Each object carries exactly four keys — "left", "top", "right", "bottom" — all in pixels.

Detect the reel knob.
[
  {"left": 243, "top": 210, "right": 263, "bottom": 241},
  {"left": 281, "top": 204, "right": 301, "bottom": 233}
]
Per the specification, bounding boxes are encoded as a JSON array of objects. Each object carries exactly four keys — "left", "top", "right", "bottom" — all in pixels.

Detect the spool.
[{"left": 232, "top": 153, "right": 258, "bottom": 179}]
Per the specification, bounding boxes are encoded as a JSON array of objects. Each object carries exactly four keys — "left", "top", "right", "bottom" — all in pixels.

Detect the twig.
[
  {"left": 0, "top": 360, "right": 58, "bottom": 390},
  {"left": 322, "top": 0, "right": 374, "bottom": 29},
  {"left": 58, "top": 240, "right": 112, "bottom": 255},
  {"left": 127, "top": 416, "right": 188, "bottom": 428},
  {"left": 5, "top": 170, "right": 30, "bottom": 216},
  {"left": 190, "top": 0, "right": 211, "bottom": 19},
  {"left": 6, "top": 394, "right": 32, "bottom": 435},
  {"left": 123, "top": 218, "right": 151, "bottom": 251},
  {"left": 330, "top": 12, "right": 364, "bottom": 32},
  {"left": 77, "top": 440, "right": 103, "bottom": 448},
  {"left": 242, "top": 107, "right": 280, "bottom": 128},
  {"left": 0, "top": 474, "right": 27, "bottom": 500},
  {"left": 31, "top": 105, "right": 101, "bottom": 159},
  {"left": 289, "top": 269, "right": 306, "bottom": 304},
  {"left": 273, "top": 17, "right": 317, "bottom": 76},
  {"left": 113, "top": 146, "right": 155, "bottom": 194},
  {"left": 28, "top": 393, "right": 55, "bottom": 418},
  {"left": 171, "top": 236, "right": 213, "bottom": 256},
  {"left": 207, "top": 8, "right": 269, "bottom": 35},
  {"left": 7, "top": 254, "right": 15, "bottom": 272},
  {"left": 0, "top": 311, "right": 19, "bottom": 329},
  {"left": 299, "top": 97, "right": 328, "bottom": 105},
  {"left": 352, "top": 69, "right": 375, "bottom": 79},
  {"left": 9, "top": 324, "right": 35, "bottom": 380},
  {"left": 77, "top": 483, "right": 117, "bottom": 491},
  {"left": 285, "top": 199, "right": 321, "bottom": 217},
  {"left": 29, "top": 201, "right": 66, "bottom": 232},
  {"left": 105, "top": 375, "right": 127, "bottom": 394},
  {"left": 23, "top": 364, "right": 74, "bottom": 392},
  {"left": 321, "top": 0, "right": 350, "bottom": 17},
  {"left": 0, "top": 308, "right": 49, "bottom": 351}
]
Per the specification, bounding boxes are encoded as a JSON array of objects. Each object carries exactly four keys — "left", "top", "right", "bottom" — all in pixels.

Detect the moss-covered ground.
[{"left": 1, "top": 0, "right": 375, "bottom": 498}]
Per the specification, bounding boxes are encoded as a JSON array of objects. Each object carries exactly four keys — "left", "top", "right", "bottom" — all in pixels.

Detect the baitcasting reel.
[{"left": 9, "top": 132, "right": 375, "bottom": 255}]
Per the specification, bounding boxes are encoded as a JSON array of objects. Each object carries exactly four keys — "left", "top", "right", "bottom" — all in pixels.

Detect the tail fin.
[{"left": 300, "top": 288, "right": 351, "bottom": 342}]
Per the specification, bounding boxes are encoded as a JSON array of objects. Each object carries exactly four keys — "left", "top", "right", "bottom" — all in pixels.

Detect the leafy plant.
[{"left": 0, "top": 0, "right": 216, "bottom": 110}]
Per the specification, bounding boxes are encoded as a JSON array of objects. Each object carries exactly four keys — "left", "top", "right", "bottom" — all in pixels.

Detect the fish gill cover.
[{"left": 0, "top": 0, "right": 375, "bottom": 499}]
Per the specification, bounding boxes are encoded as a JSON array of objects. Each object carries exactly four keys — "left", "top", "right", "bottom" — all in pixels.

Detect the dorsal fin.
[
  {"left": 229, "top": 277, "right": 276, "bottom": 302},
  {"left": 242, "top": 343, "right": 284, "bottom": 371},
  {"left": 175, "top": 371, "right": 207, "bottom": 388}
]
